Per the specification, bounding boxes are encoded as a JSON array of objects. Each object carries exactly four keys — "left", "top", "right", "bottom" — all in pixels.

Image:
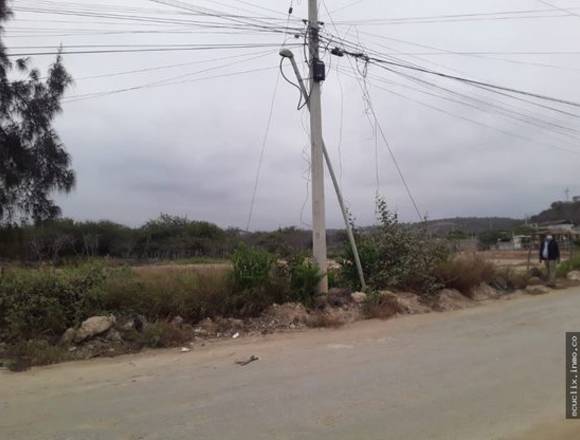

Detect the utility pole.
[
  {"left": 279, "top": 49, "right": 367, "bottom": 291},
  {"left": 308, "top": 0, "right": 328, "bottom": 293}
]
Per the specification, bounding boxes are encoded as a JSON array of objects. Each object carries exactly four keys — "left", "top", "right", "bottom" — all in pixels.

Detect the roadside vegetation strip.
[{"left": 1, "top": 200, "right": 578, "bottom": 372}]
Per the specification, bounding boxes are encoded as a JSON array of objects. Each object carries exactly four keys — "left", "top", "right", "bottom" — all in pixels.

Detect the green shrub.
[
  {"left": 225, "top": 262, "right": 289, "bottom": 317},
  {"left": 435, "top": 255, "right": 496, "bottom": 296},
  {"left": 327, "top": 268, "right": 339, "bottom": 289},
  {"left": 231, "top": 244, "right": 275, "bottom": 291},
  {"left": 557, "top": 256, "right": 580, "bottom": 278},
  {"left": 0, "top": 264, "right": 107, "bottom": 341},
  {"left": 288, "top": 256, "right": 323, "bottom": 307},
  {"left": 340, "top": 196, "right": 448, "bottom": 294}
]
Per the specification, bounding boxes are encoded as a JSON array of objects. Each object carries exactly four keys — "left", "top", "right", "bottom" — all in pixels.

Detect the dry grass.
[
  {"left": 436, "top": 255, "right": 496, "bottom": 297},
  {"left": 306, "top": 310, "right": 348, "bottom": 328},
  {"left": 132, "top": 263, "right": 232, "bottom": 276},
  {"left": 100, "top": 266, "right": 234, "bottom": 322}
]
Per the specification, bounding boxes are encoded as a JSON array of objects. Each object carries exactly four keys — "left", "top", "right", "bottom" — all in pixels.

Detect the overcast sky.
[{"left": 5, "top": 0, "right": 580, "bottom": 229}]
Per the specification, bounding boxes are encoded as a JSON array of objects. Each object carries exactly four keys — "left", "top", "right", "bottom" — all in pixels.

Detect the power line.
[
  {"left": 245, "top": 2, "right": 293, "bottom": 231},
  {"left": 245, "top": 72, "right": 281, "bottom": 231},
  {"left": 537, "top": 0, "right": 580, "bottom": 18},
  {"left": 336, "top": 67, "right": 580, "bottom": 156},
  {"left": 6, "top": 43, "right": 302, "bottom": 57},
  {"left": 73, "top": 49, "right": 274, "bottom": 81},
  {"left": 347, "top": 52, "right": 580, "bottom": 109},
  {"left": 64, "top": 65, "right": 278, "bottom": 103},
  {"left": 330, "top": 6, "right": 580, "bottom": 25},
  {"left": 322, "top": 0, "right": 424, "bottom": 220}
]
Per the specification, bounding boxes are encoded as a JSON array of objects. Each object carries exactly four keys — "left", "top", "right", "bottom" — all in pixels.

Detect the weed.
[{"left": 557, "top": 256, "right": 580, "bottom": 278}]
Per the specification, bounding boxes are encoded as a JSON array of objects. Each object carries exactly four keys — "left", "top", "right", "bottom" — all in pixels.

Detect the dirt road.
[{"left": 2, "top": 288, "right": 580, "bottom": 439}]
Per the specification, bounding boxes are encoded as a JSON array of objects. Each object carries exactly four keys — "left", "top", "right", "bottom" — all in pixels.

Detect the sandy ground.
[{"left": 2, "top": 288, "right": 580, "bottom": 439}]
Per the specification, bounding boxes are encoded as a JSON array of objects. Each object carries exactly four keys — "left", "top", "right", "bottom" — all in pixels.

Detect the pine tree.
[{"left": 0, "top": 1, "right": 74, "bottom": 224}]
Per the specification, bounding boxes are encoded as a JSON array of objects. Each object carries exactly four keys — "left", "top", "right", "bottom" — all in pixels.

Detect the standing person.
[{"left": 539, "top": 234, "right": 560, "bottom": 287}]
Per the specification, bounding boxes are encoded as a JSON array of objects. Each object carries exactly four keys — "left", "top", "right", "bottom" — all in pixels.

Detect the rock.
[
  {"left": 105, "top": 329, "right": 123, "bottom": 343},
  {"left": 194, "top": 318, "right": 218, "bottom": 336},
  {"left": 171, "top": 316, "right": 185, "bottom": 327},
  {"left": 180, "top": 347, "right": 191, "bottom": 353},
  {"left": 74, "top": 315, "right": 116, "bottom": 343},
  {"left": 433, "top": 289, "right": 473, "bottom": 312},
  {"left": 216, "top": 317, "right": 244, "bottom": 332},
  {"left": 60, "top": 328, "right": 77, "bottom": 345},
  {"left": 379, "top": 291, "right": 431, "bottom": 315},
  {"left": 121, "top": 315, "right": 146, "bottom": 333},
  {"left": 526, "top": 285, "right": 552, "bottom": 295},
  {"left": 567, "top": 271, "right": 580, "bottom": 282},
  {"left": 351, "top": 291, "right": 367, "bottom": 304},
  {"left": 527, "top": 276, "right": 543, "bottom": 286},
  {"left": 471, "top": 284, "right": 500, "bottom": 301}
]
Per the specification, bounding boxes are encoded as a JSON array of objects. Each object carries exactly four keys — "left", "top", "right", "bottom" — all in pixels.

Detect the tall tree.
[{"left": 0, "top": 1, "right": 74, "bottom": 224}]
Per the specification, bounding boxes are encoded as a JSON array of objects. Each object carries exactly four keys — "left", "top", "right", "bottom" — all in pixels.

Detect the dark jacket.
[{"left": 539, "top": 239, "right": 560, "bottom": 261}]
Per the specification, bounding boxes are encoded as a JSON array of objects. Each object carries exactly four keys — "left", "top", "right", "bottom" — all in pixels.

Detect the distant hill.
[
  {"left": 417, "top": 217, "right": 523, "bottom": 236},
  {"left": 531, "top": 201, "right": 580, "bottom": 225}
]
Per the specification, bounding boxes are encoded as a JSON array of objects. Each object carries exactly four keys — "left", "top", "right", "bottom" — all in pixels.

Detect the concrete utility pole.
[
  {"left": 308, "top": 0, "right": 328, "bottom": 293},
  {"left": 279, "top": 49, "right": 367, "bottom": 291}
]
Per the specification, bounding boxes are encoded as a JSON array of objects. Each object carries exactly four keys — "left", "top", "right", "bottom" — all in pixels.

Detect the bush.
[
  {"left": 557, "top": 256, "right": 580, "bottom": 278},
  {"left": 288, "top": 256, "right": 323, "bottom": 307},
  {"left": 340, "top": 196, "right": 448, "bottom": 294},
  {"left": 0, "top": 264, "right": 107, "bottom": 342},
  {"left": 435, "top": 255, "right": 496, "bottom": 296}
]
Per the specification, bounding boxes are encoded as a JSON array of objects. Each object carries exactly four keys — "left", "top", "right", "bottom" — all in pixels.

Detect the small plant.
[
  {"left": 231, "top": 244, "right": 275, "bottom": 291},
  {"left": 288, "top": 256, "right": 323, "bottom": 307},
  {"left": 557, "top": 255, "right": 580, "bottom": 278}
]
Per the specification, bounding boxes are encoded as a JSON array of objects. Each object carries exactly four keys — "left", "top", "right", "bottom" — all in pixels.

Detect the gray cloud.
[{"left": 8, "top": 0, "right": 579, "bottom": 229}]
